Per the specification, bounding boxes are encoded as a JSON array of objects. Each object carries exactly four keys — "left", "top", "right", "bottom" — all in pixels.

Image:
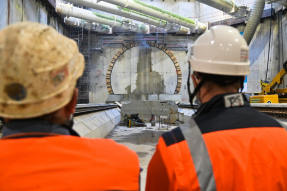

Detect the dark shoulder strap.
[{"left": 1, "top": 132, "right": 59, "bottom": 139}]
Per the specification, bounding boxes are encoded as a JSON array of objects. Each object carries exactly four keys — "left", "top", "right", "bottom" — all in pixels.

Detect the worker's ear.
[
  {"left": 191, "top": 74, "right": 199, "bottom": 89},
  {"left": 65, "top": 88, "right": 78, "bottom": 115}
]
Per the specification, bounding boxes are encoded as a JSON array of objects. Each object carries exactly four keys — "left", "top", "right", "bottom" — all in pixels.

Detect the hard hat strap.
[
  {"left": 187, "top": 62, "right": 192, "bottom": 105},
  {"left": 187, "top": 63, "right": 208, "bottom": 109}
]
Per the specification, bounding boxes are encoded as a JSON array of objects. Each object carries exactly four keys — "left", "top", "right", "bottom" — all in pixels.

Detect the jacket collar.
[
  {"left": 194, "top": 93, "right": 250, "bottom": 117},
  {"left": 1, "top": 118, "right": 80, "bottom": 138}
]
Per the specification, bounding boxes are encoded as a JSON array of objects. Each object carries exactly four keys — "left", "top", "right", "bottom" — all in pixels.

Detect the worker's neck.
[{"left": 199, "top": 87, "right": 239, "bottom": 104}]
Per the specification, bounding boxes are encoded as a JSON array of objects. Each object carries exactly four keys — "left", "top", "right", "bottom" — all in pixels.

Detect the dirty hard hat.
[
  {"left": 188, "top": 25, "right": 250, "bottom": 76},
  {"left": 0, "top": 22, "right": 84, "bottom": 119}
]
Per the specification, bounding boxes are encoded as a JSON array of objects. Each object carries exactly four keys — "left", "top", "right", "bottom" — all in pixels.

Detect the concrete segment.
[
  {"left": 148, "top": 94, "right": 158, "bottom": 100},
  {"left": 159, "top": 94, "right": 182, "bottom": 101},
  {"left": 74, "top": 108, "right": 121, "bottom": 138}
]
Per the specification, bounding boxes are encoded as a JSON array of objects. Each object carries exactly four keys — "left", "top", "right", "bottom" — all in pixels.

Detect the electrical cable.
[{"left": 265, "top": 4, "right": 273, "bottom": 81}]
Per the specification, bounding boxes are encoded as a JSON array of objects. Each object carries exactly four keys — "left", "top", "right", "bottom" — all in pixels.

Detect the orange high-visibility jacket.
[
  {"left": 146, "top": 93, "right": 287, "bottom": 191},
  {"left": 0, "top": 135, "right": 140, "bottom": 191}
]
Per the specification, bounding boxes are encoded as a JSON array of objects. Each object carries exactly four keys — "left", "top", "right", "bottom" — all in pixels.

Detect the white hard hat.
[
  {"left": 188, "top": 25, "right": 250, "bottom": 76},
  {"left": 0, "top": 22, "right": 84, "bottom": 119}
]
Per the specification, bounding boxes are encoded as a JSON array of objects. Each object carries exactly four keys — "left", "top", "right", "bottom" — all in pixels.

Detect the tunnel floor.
[{"left": 106, "top": 123, "right": 178, "bottom": 191}]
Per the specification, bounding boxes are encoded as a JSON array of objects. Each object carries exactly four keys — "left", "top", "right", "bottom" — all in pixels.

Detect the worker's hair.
[{"left": 196, "top": 72, "right": 244, "bottom": 90}]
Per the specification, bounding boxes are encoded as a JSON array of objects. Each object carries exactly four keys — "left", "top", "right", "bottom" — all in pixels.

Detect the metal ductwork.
[
  {"left": 100, "top": 0, "right": 207, "bottom": 33},
  {"left": 56, "top": 2, "right": 149, "bottom": 34},
  {"left": 243, "top": 0, "right": 266, "bottom": 45},
  {"left": 63, "top": 0, "right": 191, "bottom": 34},
  {"left": 65, "top": 17, "right": 111, "bottom": 33}
]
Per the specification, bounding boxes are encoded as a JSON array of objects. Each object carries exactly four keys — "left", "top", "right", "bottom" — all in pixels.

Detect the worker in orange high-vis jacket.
[
  {"left": 0, "top": 22, "right": 140, "bottom": 191},
  {"left": 146, "top": 25, "right": 287, "bottom": 191}
]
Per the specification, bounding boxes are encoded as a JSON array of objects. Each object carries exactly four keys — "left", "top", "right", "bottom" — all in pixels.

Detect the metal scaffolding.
[
  {"left": 91, "top": 33, "right": 190, "bottom": 52},
  {"left": 70, "top": 22, "right": 90, "bottom": 104}
]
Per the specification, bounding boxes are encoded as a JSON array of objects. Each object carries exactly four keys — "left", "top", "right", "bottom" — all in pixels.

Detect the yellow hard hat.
[{"left": 0, "top": 22, "right": 84, "bottom": 119}]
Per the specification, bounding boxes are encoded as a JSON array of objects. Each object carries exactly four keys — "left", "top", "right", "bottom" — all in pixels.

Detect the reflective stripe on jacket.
[
  {"left": 0, "top": 119, "right": 140, "bottom": 191},
  {"left": 146, "top": 93, "right": 287, "bottom": 191}
]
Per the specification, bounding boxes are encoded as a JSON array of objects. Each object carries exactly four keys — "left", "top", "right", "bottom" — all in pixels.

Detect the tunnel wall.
[
  {"left": 0, "top": 0, "right": 69, "bottom": 36},
  {"left": 88, "top": 35, "right": 196, "bottom": 103},
  {"left": 238, "top": 13, "right": 287, "bottom": 93},
  {"left": 84, "top": 0, "right": 286, "bottom": 101},
  {"left": 88, "top": 11, "right": 287, "bottom": 103}
]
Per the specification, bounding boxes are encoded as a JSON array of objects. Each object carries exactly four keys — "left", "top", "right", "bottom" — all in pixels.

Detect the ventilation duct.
[
  {"left": 101, "top": 0, "right": 206, "bottom": 33},
  {"left": 243, "top": 0, "right": 265, "bottom": 45},
  {"left": 56, "top": 2, "right": 149, "bottom": 34},
  {"left": 196, "top": 0, "right": 239, "bottom": 14},
  {"left": 196, "top": 0, "right": 249, "bottom": 19},
  {"left": 64, "top": 17, "right": 111, "bottom": 33},
  {"left": 63, "top": 0, "right": 191, "bottom": 34}
]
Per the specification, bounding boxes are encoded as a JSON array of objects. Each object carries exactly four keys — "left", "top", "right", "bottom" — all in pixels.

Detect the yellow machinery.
[{"left": 250, "top": 62, "right": 287, "bottom": 103}]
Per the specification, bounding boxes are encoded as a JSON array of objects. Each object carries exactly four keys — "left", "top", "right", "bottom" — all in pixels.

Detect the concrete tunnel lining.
[{"left": 106, "top": 42, "right": 182, "bottom": 94}]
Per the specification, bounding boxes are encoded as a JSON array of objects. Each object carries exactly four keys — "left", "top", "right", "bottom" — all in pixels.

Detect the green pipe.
[
  {"left": 120, "top": 7, "right": 168, "bottom": 26},
  {"left": 101, "top": 24, "right": 111, "bottom": 30},
  {"left": 93, "top": 12, "right": 128, "bottom": 23},
  {"left": 133, "top": 0, "right": 196, "bottom": 25}
]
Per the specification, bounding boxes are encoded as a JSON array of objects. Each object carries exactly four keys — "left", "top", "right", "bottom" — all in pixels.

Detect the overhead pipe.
[
  {"left": 266, "top": 0, "right": 287, "bottom": 7},
  {"left": 64, "top": 17, "right": 111, "bottom": 33},
  {"left": 63, "top": 0, "right": 190, "bottom": 34},
  {"left": 196, "top": 0, "right": 239, "bottom": 14},
  {"left": 196, "top": 0, "right": 249, "bottom": 19},
  {"left": 243, "top": 0, "right": 265, "bottom": 45},
  {"left": 100, "top": 0, "right": 206, "bottom": 33},
  {"left": 56, "top": 2, "right": 149, "bottom": 34},
  {"left": 63, "top": 0, "right": 166, "bottom": 27},
  {"left": 92, "top": 11, "right": 149, "bottom": 33}
]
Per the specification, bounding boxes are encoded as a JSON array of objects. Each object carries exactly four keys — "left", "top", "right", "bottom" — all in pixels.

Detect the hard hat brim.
[{"left": 189, "top": 56, "right": 250, "bottom": 76}]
